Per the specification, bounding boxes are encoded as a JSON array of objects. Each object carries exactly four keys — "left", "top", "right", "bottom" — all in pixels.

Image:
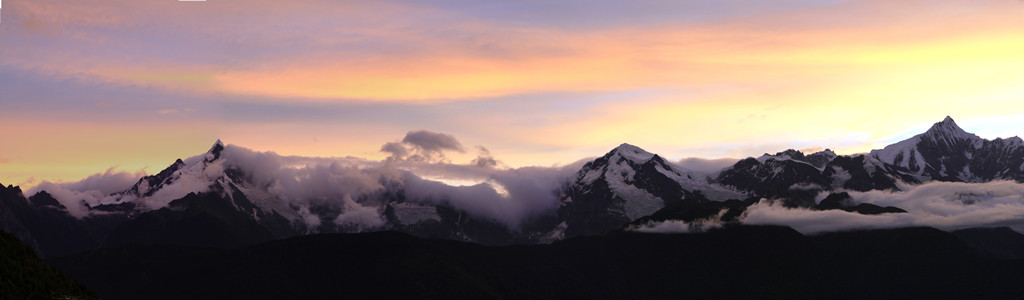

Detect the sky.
[{"left": 2, "top": 0, "right": 1024, "bottom": 187}]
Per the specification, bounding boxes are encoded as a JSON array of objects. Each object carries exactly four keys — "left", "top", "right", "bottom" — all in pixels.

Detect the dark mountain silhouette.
[
  {"left": 815, "top": 191, "right": 907, "bottom": 215},
  {"left": 47, "top": 227, "right": 1024, "bottom": 300},
  {"left": 0, "top": 183, "right": 128, "bottom": 257},
  {"left": 0, "top": 229, "right": 98, "bottom": 299},
  {"left": 953, "top": 227, "right": 1024, "bottom": 260},
  {"left": 104, "top": 191, "right": 283, "bottom": 249}
]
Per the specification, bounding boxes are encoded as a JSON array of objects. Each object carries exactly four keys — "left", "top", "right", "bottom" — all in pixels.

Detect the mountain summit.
[
  {"left": 559, "top": 143, "right": 741, "bottom": 237},
  {"left": 922, "top": 116, "right": 981, "bottom": 145},
  {"left": 870, "top": 116, "right": 1024, "bottom": 182},
  {"left": 609, "top": 143, "right": 656, "bottom": 163},
  {"left": 207, "top": 139, "right": 225, "bottom": 161}
]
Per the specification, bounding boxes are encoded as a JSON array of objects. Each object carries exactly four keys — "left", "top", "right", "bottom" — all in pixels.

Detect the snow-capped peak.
[
  {"left": 575, "top": 143, "right": 743, "bottom": 203},
  {"left": 110, "top": 140, "right": 233, "bottom": 212},
  {"left": 207, "top": 139, "right": 226, "bottom": 161},
  {"left": 755, "top": 148, "right": 836, "bottom": 171},
  {"left": 579, "top": 144, "right": 653, "bottom": 184},
  {"left": 868, "top": 116, "right": 988, "bottom": 177},
  {"left": 924, "top": 116, "right": 979, "bottom": 143},
  {"left": 757, "top": 149, "right": 802, "bottom": 163},
  {"left": 611, "top": 143, "right": 655, "bottom": 163}
]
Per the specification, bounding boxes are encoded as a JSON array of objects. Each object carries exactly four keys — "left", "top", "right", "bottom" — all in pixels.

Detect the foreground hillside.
[
  {"left": 49, "top": 226, "right": 1024, "bottom": 300},
  {"left": 0, "top": 230, "right": 98, "bottom": 300}
]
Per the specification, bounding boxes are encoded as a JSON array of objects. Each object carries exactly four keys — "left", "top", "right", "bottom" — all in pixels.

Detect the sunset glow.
[{"left": 2, "top": 0, "right": 1024, "bottom": 186}]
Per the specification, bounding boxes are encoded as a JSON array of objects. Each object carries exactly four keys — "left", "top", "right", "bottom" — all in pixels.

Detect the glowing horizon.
[{"left": 2, "top": 0, "right": 1024, "bottom": 187}]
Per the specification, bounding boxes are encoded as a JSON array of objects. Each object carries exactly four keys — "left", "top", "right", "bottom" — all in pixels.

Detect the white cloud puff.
[
  {"left": 334, "top": 194, "right": 386, "bottom": 231},
  {"left": 27, "top": 167, "right": 146, "bottom": 218}
]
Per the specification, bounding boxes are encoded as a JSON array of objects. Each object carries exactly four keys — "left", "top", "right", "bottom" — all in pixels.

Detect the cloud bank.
[
  {"left": 27, "top": 168, "right": 146, "bottom": 218},
  {"left": 742, "top": 181, "right": 1024, "bottom": 234},
  {"left": 29, "top": 128, "right": 581, "bottom": 232},
  {"left": 225, "top": 140, "right": 573, "bottom": 229},
  {"left": 675, "top": 157, "right": 740, "bottom": 173},
  {"left": 402, "top": 164, "right": 572, "bottom": 228}
]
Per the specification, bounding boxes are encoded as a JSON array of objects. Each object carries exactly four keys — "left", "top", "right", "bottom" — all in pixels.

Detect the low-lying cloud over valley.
[
  {"left": 25, "top": 130, "right": 1024, "bottom": 235},
  {"left": 27, "top": 131, "right": 578, "bottom": 230}
]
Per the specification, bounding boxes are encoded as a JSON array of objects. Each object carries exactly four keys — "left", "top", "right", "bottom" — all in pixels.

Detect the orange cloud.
[
  {"left": 4, "top": 0, "right": 1021, "bottom": 103},
  {"left": 4, "top": 0, "right": 1024, "bottom": 186}
]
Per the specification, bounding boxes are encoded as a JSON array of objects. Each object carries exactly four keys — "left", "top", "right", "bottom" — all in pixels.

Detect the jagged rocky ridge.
[
  {"left": 715, "top": 116, "right": 1024, "bottom": 206},
  {"left": 556, "top": 143, "right": 742, "bottom": 237},
  {"left": 870, "top": 116, "right": 1024, "bottom": 182},
  {"left": 3, "top": 116, "right": 1024, "bottom": 256}
]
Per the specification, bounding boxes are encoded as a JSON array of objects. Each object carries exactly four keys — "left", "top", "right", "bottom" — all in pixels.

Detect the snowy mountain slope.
[
  {"left": 39, "top": 140, "right": 561, "bottom": 247},
  {"left": 716, "top": 149, "right": 833, "bottom": 204},
  {"left": 714, "top": 117, "right": 1024, "bottom": 207},
  {"left": 110, "top": 141, "right": 301, "bottom": 235},
  {"left": 755, "top": 149, "right": 838, "bottom": 171},
  {"left": 558, "top": 143, "right": 743, "bottom": 237},
  {"left": 821, "top": 154, "right": 919, "bottom": 192},
  {"left": 870, "top": 116, "right": 1024, "bottom": 182}
]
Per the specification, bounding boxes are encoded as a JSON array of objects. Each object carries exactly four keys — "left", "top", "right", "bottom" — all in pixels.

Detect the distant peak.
[
  {"left": 935, "top": 116, "right": 959, "bottom": 129},
  {"left": 777, "top": 149, "right": 803, "bottom": 156},
  {"left": 921, "top": 116, "right": 982, "bottom": 144},
  {"left": 815, "top": 149, "right": 837, "bottom": 157},
  {"left": 607, "top": 143, "right": 655, "bottom": 162},
  {"left": 615, "top": 143, "right": 641, "bottom": 151},
  {"left": 926, "top": 116, "right": 968, "bottom": 135},
  {"left": 761, "top": 149, "right": 804, "bottom": 161},
  {"left": 206, "top": 139, "right": 225, "bottom": 161}
]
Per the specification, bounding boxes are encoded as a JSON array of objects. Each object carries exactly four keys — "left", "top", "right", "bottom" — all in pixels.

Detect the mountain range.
[
  {"left": 6, "top": 116, "right": 1024, "bottom": 299},
  {"left": 3, "top": 116, "right": 1024, "bottom": 258}
]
